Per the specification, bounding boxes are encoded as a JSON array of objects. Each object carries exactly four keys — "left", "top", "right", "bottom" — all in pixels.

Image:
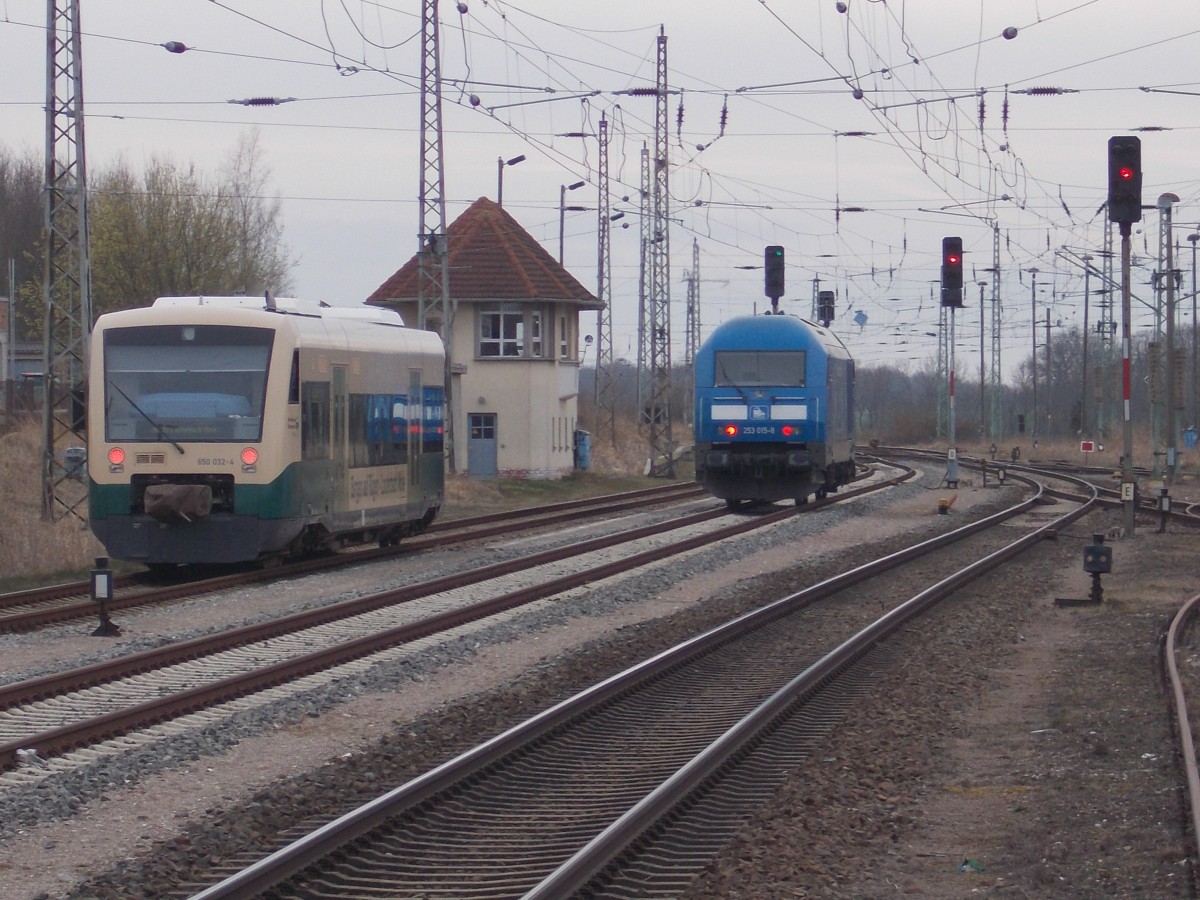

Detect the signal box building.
[{"left": 367, "top": 196, "right": 601, "bottom": 480}]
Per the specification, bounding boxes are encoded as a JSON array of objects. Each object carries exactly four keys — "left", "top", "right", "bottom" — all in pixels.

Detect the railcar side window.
[
  {"left": 104, "top": 324, "right": 272, "bottom": 442},
  {"left": 301, "top": 381, "right": 330, "bottom": 460},
  {"left": 714, "top": 350, "right": 806, "bottom": 387}
]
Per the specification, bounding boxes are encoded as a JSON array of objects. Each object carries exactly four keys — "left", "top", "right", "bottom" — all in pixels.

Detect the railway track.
[
  {"left": 1165, "top": 593, "right": 1200, "bottom": 868},
  {"left": 0, "top": 464, "right": 906, "bottom": 779},
  {"left": 180, "top": 466, "right": 1097, "bottom": 898},
  {"left": 872, "top": 444, "right": 1200, "bottom": 527},
  {"left": 0, "top": 482, "right": 705, "bottom": 633}
]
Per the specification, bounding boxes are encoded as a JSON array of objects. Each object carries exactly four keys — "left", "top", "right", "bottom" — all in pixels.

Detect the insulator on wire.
[{"left": 228, "top": 96, "right": 297, "bottom": 106}]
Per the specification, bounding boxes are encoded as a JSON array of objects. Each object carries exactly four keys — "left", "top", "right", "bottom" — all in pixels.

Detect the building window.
[
  {"left": 559, "top": 313, "right": 570, "bottom": 359},
  {"left": 479, "top": 303, "right": 548, "bottom": 358},
  {"left": 530, "top": 311, "right": 543, "bottom": 358}
]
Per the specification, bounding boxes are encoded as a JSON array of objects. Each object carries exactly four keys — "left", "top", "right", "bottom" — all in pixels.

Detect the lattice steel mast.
[
  {"left": 418, "top": 0, "right": 455, "bottom": 471},
  {"left": 594, "top": 114, "right": 616, "bottom": 447},
  {"left": 42, "top": 0, "right": 92, "bottom": 522},
  {"left": 636, "top": 143, "right": 650, "bottom": 425},
  {"left": 646, "top": 27, "right": 674, "bottom": 477}
]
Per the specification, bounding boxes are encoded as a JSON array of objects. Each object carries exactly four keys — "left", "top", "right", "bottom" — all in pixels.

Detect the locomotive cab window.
[
  {"left": 103, "top": 324, "right": 273, "bottom": 443},
  {"left": 714, "top": 350, "right": 806, "bottom": 387}
]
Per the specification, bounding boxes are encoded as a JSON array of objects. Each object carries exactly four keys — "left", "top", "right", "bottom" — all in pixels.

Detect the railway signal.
[
  {"left": 764, "top": 245, "right": 785, "bottom": 301},
  {"left": 940, "top": 236, "right": 963, "bottom": 307},
  {"left": 1107, "top": 135, "right": 1142, "bottom": 225}
]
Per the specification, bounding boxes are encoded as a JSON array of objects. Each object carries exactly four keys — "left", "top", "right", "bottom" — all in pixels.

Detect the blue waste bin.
[
  {"left": 1186, "top": 427, "right": 1197, "bottom": 450},
  {"left": 574, "top": 430, "right": 591, "bottom": 470}
]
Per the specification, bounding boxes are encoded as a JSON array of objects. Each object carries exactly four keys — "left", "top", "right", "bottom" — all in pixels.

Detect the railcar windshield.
[
  {"left": 714, "top": 350, "right": 806, "bottom": 387},
  {"left": 104, "top": 324, "right": 274, "bottom": 442}
]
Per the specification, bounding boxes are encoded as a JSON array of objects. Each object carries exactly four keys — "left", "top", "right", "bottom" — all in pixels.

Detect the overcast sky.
[{"left": 4, "top": 0, "right": 1200, "bottom": 375}]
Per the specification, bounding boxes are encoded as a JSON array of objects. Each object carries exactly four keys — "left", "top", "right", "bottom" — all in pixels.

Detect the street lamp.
[
  {"left": 496, "top": 155, "right": 525, "bottom": 207},
  {"left": 1082, "top": 255, "right": 1092, "bottom": 437},
  {"left": 559, "top": 180, "right": 586, "bottom": 264},
  {"left": 978, "top": 280, "right": 988, "bottom": 435},
  {"left": 1190, "top": 233, "right": 1199, "bottom": 432},
  {"left": 1027, "top": 267, "right": 1039, "bottom": 440}
]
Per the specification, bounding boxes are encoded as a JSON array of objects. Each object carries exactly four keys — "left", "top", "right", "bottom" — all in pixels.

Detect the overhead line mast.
[
  {"left": 42, "top": 0, "right": 92, "bottom": 523},
  {"left": 646, "top": 27, "right": 674, "bottom": 477},
  {"left": 594, "top": 113, "right": 616, "bottom": 448},
  {"left": 418, "top": 0, "right": 455, "bottom": 472}
]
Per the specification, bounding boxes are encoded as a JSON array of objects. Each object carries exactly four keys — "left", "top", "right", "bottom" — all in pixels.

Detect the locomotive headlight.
[
  {"left": 241, "top": 447, "right": 258, "bottom": 472},
  {"left": 722, "top": 424, "right": 739, "bottom": 437}
]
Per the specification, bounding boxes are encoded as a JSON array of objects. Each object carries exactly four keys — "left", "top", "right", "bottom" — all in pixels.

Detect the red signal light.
[
  {"left": 722, "top": 424, "right": 739, "bottom": 437},
  {"left": 1118, "top": 166, "right": 1135, "bottom": 181},
  {"left": 946, "top": 253, "right": 961, "bottom": 265}
]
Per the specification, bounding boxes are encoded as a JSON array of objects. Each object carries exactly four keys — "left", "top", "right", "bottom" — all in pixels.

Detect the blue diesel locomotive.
[{"left": 693, "top": 313, "right": 855, "bottom": 506}]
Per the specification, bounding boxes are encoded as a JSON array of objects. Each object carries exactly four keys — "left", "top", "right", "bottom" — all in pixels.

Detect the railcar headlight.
[
  {"left": 108, "top": 447, "right": 125, "bottom": 472},
  {"left": 241, "top": 447, "right": 258, "bottom": 471}
]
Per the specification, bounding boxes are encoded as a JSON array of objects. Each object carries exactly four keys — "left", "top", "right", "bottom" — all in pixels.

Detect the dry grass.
[
  {"left": 0, "top": 415, "right": 673, "bottom": 587},
  {"left": 7, "top": 411, "right": 1190, "bottom": 588},
  {"left": 0, "top": 418, "right": 107, "bottom": 589}
]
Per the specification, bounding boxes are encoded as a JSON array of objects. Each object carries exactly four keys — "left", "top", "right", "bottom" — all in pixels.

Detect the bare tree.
[
  {"left": 87, "top": 131, "right": 294, "bottom": 315},
  {"left": 0, "top": 146, "right": 43, "bottom": 339}
]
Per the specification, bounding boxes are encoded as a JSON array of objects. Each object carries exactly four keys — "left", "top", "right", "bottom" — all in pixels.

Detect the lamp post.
[
  {"left": 978, "top": 280, "right": 988, "bottom": 435},
  {"left": 559, "top": 180, "right": 586, "bottom": 264},
  {"left": 1082, "top": 255, "right": 1092, "bottom": 437},
  {"left": 1159, "top": 193, "right": 1181, "bottom": 484},
  {"left": 1027, "top": 267, "right": 1039, "bottom": 441},
  {"left": 1190, "top": 233, "right": 1199, "bottom": 432},
  {"left": 496, "top": 154, "right": 525, "bottom": 207}
]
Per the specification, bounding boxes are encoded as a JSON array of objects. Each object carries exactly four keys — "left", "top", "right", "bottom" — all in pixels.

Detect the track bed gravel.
[{"left": 0, "top": 476, "right": 1195, "bottom": 899}]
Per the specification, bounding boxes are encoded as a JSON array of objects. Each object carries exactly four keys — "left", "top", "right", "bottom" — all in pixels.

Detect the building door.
[{"left": 467, "top": 413, "right": 498, "bottom": 479}]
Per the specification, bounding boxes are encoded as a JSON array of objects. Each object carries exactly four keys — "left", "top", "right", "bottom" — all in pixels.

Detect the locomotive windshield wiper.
[
  {"left": 718, "top": 361, "right": 753, "bottom": 403},
  {"left": 108, "top": 381, "right": 185, "bottom": 454}
]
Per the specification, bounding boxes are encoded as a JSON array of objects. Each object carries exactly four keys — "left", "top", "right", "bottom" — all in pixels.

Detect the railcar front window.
[
  {"left": 714, "top": 350, "right": 806, "bottom": 387},
  {"left": 104, "top": 324, "right": 273, "bottom": 442}
]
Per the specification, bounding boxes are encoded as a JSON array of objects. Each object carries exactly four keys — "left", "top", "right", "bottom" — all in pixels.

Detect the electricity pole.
[
  {"left": 418, "top": 0, "right": 454, "bottom": 472},
  {"left": 645, "top": 28, "right": 674, "bottom": 476},
  {"left": 42, "top": 0, "right": 93, "bottom": 523}
]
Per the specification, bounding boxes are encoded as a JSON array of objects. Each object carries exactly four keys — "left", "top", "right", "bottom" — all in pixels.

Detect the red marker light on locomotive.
[
  {"left": 108, "top": 447, "right": 125, "bottom": 465},
  {"left": 240, "top": 447, "right": 259, "bottom": 466},
  {"left": 722, "top": 424, "right": 739, "bottom": 437},
  {"left": 781, "top": 425, "right": 796, "bottom": 437}
]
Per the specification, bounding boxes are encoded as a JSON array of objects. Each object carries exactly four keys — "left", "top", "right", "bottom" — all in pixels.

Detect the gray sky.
[{"left": 4, "top": 0, "right": 1200, "bottom": 375}]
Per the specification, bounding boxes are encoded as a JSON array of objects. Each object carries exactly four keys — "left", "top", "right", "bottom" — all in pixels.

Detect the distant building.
[{"left": 368, "top": 197, "right": 602, "bottom": 479}]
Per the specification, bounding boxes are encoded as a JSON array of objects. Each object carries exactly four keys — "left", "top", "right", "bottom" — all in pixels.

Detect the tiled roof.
[{"left": 367, "top": 196, "right": 601, "bottom": 308}]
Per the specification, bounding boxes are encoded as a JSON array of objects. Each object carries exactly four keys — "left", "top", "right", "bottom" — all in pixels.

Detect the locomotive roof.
[
  {"left": 151, "top": 295, "right": 404, "bottom": 324},
  {"left": 703, "top": 313, "right": 852, "bottom": 360},
  {"left": 95, "top": 296, "right": 443, "bottom": 358}
]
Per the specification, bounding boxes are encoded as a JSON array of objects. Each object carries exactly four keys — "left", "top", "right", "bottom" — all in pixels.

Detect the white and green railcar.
[{"left": 88, "top": 296, "right": 445, "bottom": 567}]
